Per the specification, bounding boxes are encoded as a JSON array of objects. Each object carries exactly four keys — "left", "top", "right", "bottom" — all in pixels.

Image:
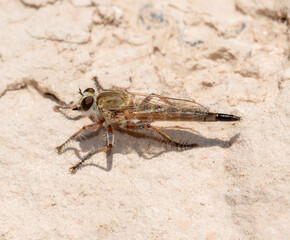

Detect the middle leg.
[
  {"left": 70, "top": 125, "right": 114, "bottom": 174},
  {"left": 56, "top": 121, "right": 103, "bottom": 154}
]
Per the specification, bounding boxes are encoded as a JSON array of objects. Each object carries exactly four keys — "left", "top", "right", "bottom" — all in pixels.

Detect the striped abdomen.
[{"left": 131, "top": 107, "right": 240, "bottom": 122}]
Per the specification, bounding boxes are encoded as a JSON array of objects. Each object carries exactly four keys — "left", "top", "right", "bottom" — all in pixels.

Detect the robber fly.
[{"left": 56, "top": 76, "right": 240, "bottom": 173}]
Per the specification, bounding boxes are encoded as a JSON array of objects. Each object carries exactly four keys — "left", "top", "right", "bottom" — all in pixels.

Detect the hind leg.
[{"left": 125, "top": 123, "right": 198, "bottom": 148}]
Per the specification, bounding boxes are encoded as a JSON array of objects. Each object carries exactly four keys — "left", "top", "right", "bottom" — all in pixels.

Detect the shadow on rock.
[{"left": 63, "top": 125, "right": 240, "bottom": 172}]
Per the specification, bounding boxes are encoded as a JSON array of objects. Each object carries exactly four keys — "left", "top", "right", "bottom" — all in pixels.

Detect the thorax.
[{"left": 96, "top": 90, "right": 132, "bottom": 120}]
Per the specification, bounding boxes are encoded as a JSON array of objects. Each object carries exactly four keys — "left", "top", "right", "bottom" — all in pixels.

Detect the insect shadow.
[{"left": 63, "top": 125, "right": 240, "bottom": 172}]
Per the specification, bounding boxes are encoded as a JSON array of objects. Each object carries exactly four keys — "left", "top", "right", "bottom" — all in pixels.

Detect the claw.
[
  {"left": 56, "top": 146, "right": 63, "bottom": 155},
  {"left": 53, "top": 106, "right": 60, "bottom": 112},
  {"left": 69, "top": 165, "right": 78, "bottom": 174}
]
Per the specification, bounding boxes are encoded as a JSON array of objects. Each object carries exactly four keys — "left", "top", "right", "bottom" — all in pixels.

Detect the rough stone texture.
[
  {"left": 0, "top": 0, "right": 289, "bottom": 239},
  {"left": 20, "top": 0, "right": 57, "bottom": 8}
]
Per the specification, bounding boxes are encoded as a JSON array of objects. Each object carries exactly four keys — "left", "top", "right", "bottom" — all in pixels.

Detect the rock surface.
[{"left": 0, "top": 0, "right": 289, "bottom": 239}]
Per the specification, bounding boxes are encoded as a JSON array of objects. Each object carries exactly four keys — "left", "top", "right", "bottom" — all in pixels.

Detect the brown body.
[
  {"left": 96, "top": 90, "right": 239, "bottom": 123},
  {"left": 56, "top": 77, "right": 240, "bottom": 174}
]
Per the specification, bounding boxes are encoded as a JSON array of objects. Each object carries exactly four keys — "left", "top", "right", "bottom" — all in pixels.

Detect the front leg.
[
  {"left": 70, "top": 125, "right": 114, "bottom": 174},
  {"left": 53, "top": 104, "right": 83, "bottom": 120},
  {"left": 56, "top": 121, "right": 103, "bottom": 154}
]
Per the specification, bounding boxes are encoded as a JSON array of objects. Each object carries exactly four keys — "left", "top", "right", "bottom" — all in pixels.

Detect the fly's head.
[{"left": 73, "top": 87, "right": 97, "bottom": 114}]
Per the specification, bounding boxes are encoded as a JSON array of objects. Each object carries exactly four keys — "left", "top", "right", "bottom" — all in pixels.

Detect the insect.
[{"left": 56, "top": 76, "right": 240, "bottom": 173}]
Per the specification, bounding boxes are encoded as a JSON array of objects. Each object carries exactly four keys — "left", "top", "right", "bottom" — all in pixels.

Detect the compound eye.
[
  {"left": 81, "top": 96, "right": 94, "bottom": 111},
  {"left": 84, "top": 88, "right": 95, "bottom": 94}
]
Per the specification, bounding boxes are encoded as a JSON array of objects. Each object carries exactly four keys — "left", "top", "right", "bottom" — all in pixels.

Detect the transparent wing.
[{"left": 118, "top": 92, "right": 209, "bottom": 121}]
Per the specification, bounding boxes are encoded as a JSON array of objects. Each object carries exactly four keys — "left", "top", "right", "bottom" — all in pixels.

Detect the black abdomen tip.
[{"left": 216, "top": 113, "right": 241, "bottom": 121}]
